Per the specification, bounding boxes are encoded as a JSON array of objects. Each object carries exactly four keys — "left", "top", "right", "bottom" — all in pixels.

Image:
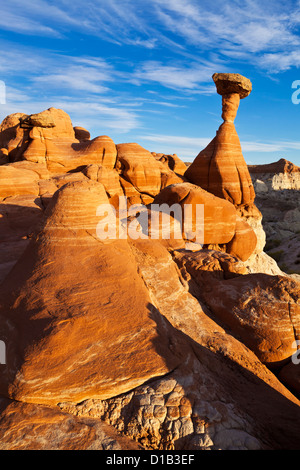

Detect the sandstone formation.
[
  {"left": 249, "top": 158, "right": 300, "bottom": 175},
  {"left": 185, "top": 73, "right": 255, "bottom": 207},
  {"left": 187, "top": 271, "right": 300, "bottom": 366},
  {"left": 184, "top": 73, "right": 264, "bottom": 263},
  {"left": 0, "top": 99, "right": 300, "bottom": 451},
  {"left": 225, "top": 216, "right": 258, "bottom": 262},
  {"left": 0, "top": 181, "right": 184, "bottom": 405},
  {"left": 152, "top": 182, "right": 237, "bottom": 245},
  {"left": 279, "top": 361, "right": 300, "bottom": 395},
  {"left": 73, "top": 126, "right": 91, "bottom": 142},
  {"left": 152, "top": 152, "right": 188, "bottom": 176},
  {"left": 0, "top": 397, "right": 140, "bottom": 450},
  {"left": 0, "top": 165, "right": 39, "bottom": 197},
  {"left": 116, "top": 143, "right": 183, "bottom": 198},
  {"left": 249, "top": 159, "right": 300, "bottom": 275}
]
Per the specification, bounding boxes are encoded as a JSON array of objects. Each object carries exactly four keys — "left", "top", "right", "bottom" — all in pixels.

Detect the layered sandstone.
[
  {"left": 185, "top": 74, "right": 255, "bottom": 207},
  {"left": 0, "top": 181, "right": 183, "bottom": 405},
  {"left": 0, "top": 100, "right": 300, "bottom": 451}
]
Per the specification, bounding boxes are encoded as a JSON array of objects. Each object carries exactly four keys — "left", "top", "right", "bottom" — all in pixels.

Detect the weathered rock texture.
[
  {"left": 0, "top": 397, "right": 140, "bottom": 450},
  {"left": 0, "top": 181, "right": 184, "bottom": 405},
  {"left": 0, "top": 101, "right": 300, "bottom": 450},
  {"left": 212, "top": 73, "right": 252, "bottom": 99}
]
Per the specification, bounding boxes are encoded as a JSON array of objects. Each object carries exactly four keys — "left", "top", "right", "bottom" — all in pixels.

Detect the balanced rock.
[
  {"left": 74, "top": 126, "right": 91, "bottom": 142},
  {"left": 20, "top": 108, "right": 76, "bottom": 140},
  {"left": 185, "top": 74, "right": 255, "bottom": 207},
  {"left": 212, "top": 73, "right": 252, "bottom": 99}
]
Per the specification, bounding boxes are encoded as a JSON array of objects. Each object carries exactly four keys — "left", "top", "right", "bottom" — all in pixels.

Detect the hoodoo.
[{"left": 185, "top": 73, "right": 255, "bottom": 207}]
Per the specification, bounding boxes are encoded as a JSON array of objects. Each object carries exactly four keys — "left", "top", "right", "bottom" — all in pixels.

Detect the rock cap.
[{"left": 212, "top": 73, "right": 252, "bottom": 99}]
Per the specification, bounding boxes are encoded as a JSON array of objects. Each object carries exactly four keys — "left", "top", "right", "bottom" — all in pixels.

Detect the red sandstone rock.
[
  {"left": 0, "top": 113, "right": 29, "bottom": 162},
  {"left": 226, "top": 216, "right": 257, "bottom": 261},
  {"left": 248, "top": 158, "right": 300, "bottom": 175},
  {"left": 185, "top": 121, "right": 255, "bottom": 206},
  {"left": 83, "top": 164, "right": 123, "bottom": 198},
  {"left": 20, "top": 108, "right": 75, "bottom": 140},
  {"left": 116, "top": 143, "right": 162, "bottom": 196},
  {"left": 185, "top": 75, "right": 255, "bottom": 207},
  {"left": 0, "top": 180, "right": 183, "bottom": 405},
  {"left": 116, "top": 143, "right": 183, "bottom": 198},
  {"left": 192, "top": 273, "right": 300, "bottom": 366},
  {"left": 24, "top": 132, "right": 117, "bottom": 173},
  {"left": 74, "top": 126, "right": 91, "bottom": 142},
  {"left": 0, "top": 109, "right": 117, "bottom": 173},
  {"left": 279, "top": 361, "right": 300, "bottom": 395},
  {"left": 152, "top": 182, "right": 237, "bottom": 245},
  {"left": 152, "top": 153, "right": 187, "bottom": 176},
  {"left": 173, "top": 249, "right": 248, "bottom": 282},
  {"left": 0, "top": 165, "right": 39, "bottom": 197},
  {"left": 0, "top": 102, "right": 300, "bottom": 450}
]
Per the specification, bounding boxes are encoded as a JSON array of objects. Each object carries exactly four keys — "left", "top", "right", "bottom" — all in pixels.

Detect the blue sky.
[{"left": 1, "top": 0, "right": 300, "bottom": 165}]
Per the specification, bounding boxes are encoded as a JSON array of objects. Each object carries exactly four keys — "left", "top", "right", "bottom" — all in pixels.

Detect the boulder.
[
  {"left": 212, "top": 73, "right": 252, "bottom": 99},
  {"left": 226, "top": 216, "right": 257, "bottom": 262},
  {"left": 279, "top": 361, "right": 300, "bottom": 395},
  {"left": 74, "top": 126, "right": 91, "bottom": 142},
  {"left": 0, "top": 113, "right": 29, "bottom": 162},
  {"left": 173, "top": 249, "right": 248, "bottom": 282},
  {"left": 152, "top": 182, "right": 237, "bottom": 245},
  {"left": 192, "top": 273, "right": 300, "bottom": 367},
  {"left": 20, "top": 108, "right": 75, "bottom": 140}
]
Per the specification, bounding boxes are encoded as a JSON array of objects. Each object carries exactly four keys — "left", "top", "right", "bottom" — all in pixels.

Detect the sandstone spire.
[{"left": 185, "top": 73, "right": 255, "bottom": 207}]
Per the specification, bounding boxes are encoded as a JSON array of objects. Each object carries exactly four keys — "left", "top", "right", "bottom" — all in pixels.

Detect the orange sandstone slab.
[
  {"left": 0, "top": 165, "right": 39, "bottom": 197},
  {"left": 152, "top": 182, "right": 237, "bottom": 245}
]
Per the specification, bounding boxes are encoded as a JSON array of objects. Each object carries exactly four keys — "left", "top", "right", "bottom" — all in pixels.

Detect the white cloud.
[
  {"left": 139, "top": 133, "right": 300, "bottom": 160},
  {"left": 1, "top": 0, "right": 300, "bottom": 75},
  {"left": 0, "top": 0, "right": 80, "bottom": 37},
  {"left": 133, "top": 61, "right": 220, "bottom": 92}
]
